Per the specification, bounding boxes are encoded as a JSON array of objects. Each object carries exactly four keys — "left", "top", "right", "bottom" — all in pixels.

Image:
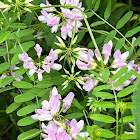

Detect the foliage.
[{"left": 0, "top": 0, "right": 140, "bottom": 140}]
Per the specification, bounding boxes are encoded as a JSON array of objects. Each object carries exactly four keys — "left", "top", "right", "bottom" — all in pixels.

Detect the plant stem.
[
  {"left": 120, "top": 113, "right": 124, "bottom": 139},
  {"left": 5, "top": 40, "right": 13, "bottom": 74},
  {"left": 69, "top": 20, "right": 77, "bottom": 48},
  {"left": 91, "top": 10, "right": 135, "bottom": 51},
  {"left": 35, "top": 95, "right": 42, "bottom": 140},
  {"left": 112, "top": 86, "right": 119, "bottom": 140},
  {"left": 83, "top": 110, "right": 90, "bottom": 126}
]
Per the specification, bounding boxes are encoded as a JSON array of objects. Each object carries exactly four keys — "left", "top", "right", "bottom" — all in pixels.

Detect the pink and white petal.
[
  {"left": 51, "top": 63, "right": 62, "bottom": 70},
  {"left": 76, "top": 59, "right": 89, "bottom": 70}
]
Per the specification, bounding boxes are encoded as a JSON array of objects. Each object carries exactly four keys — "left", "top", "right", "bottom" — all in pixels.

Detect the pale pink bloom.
[
  {"left": 40, "top": 0, "right": 54, "bottom": 12},
  {"left": 60, "top": 0, "right": 81, "bottom": 7},
  {"left": 112, "top": 50, "right": 129, "bottom": 68},
  {"left": 31, "top": 87, "right": 61, "bottom": 121},
  {"left": 102, "top": 40, "right": 113, "bottom": 65},
  {"left": 42, "top": 49, "right": 62, "bottom": 73},
  {"left": 70, "top": 119, "right": 84, "bottom": 139},
  {"left": 38, "top": 10, "right": 60, "bottom": 33},
  {"left": 34, "top": 44, "right": 42, "bottom": 57},
  {"left": 83, "top": 77, "right": 97, "bottom": 92},
  {"left": 18, "top": 52, "right": 31, "bottom": 62},
  {"left": 56, "top": 131, "right": 71, "bottom": 140},
  {"left": 63, "top": 92, "right": 74, "bottom": 113},
  {"left": 76, "top": 49, "right": 97, "bottom": 70},
  {"left": 36, "top": 69, "right": 44, "bottom": 81},
  {"left": 132, "top": 37, "right": 140, "bottom": 47},
  {"left": 95, "top": 49, "right": 101, "bottom": 62}
]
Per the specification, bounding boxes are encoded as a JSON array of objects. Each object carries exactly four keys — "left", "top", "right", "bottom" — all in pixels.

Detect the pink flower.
[
  {"left": 60, "top": 0, "right": 81, "bottom": 7},
  {"left": 18, "top": 52, "right": 31, "bottom": 62},
  {"left": 40, "top": 0, "right": 54, "bottom": 12},
  {"left": 31, "top": 87, "right": 61, "bottom": 121},
  {"left": 69, "top": 119, "right": 84, "bottom": 139},
  {"left": 34, "top": 44, "right": 42, "bottom": 57},
  {"left": 95, "top": 49, "right": 101, "bottom": 62},
  {"left": 38, "top": 10, "right": 60, "bottom": 33},
  {"left": 42, "top": 49, "right": 62, "bottom": 73},
  {"left": 63, "top": 92, "right": 75, "bottom": 113},
  {"left": 83, "top": 77, "right": 97, "bottom": 92},
  {"left": 112, "top": 50, "right": 129, "bottom": 68},
  {"left": 102, "top": 40, "right": 113, "bottom": 65},
  {"left": 76, "top": 49, "right": 97, "bottom": 70},
  {"left": 36, "top": 69, "right": 44, "bottom": 81}
]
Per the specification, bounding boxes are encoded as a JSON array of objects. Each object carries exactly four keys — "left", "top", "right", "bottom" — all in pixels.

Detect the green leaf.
[
  {"left": 102, "top": 68, "right": 110, "bottom": 83},
  {"left": 17, "top": 116, "right": 37, "bottom": 126},
  {"left": 117, "top": 85, "right": 136, "bottom": 97},
  {"left": 121, "top": 134, "right": 136, "bottom": 139},
  {"left": 72, "top": 98, "right": 83, "bottom": 110},
  {"left": 0, "top": 86, "right": 14, "bottom": 93},
  {"left": 93, "top": 101, "right": 115, "bottom": 108},
  {"left": 15, "top": 67, "right": 27, "bottom": 78},
  {"left": 77, "top": 135, "right": 84, "bottom": 140},
  {"left": 36, "top": 78, "right": 53, "bottom": 88},
  {"left": 86, "top": 12, "right": 94, "bottom": 18},
  {"left": 65, "top": 113, "right": 84, "bottom": 119},
  {"left": 93, "top": 85, "right": 112, "bottom": 91},
  {"left": 10, "top": 23, "right": 27, "bottom": 29},
  {"left": 11, "top": 54, "right": 19, "bottom": 65},
  {"left": 93, "top": 91, "right": 114, "bottom": 99},
  {"left": 119, "top": 116, "right": 133, "bottom": 123},
  {"left": 17, "top": 104, "right": 37, "bottom": 116},
  {"left": 90, "top": 114, "right": 115, "bottom": 123},
  {"left": 13, "top": 81, "right": 33, "bottom": 89},
  {"left": 104, "top": 30, "right": 117, "bottom": 44},
  {"left": 110, "top": 67, "right": 128, "bottom": 82},
  {"left": 0, "top": 62, "right": 10, "bottom": 73},
  {"left": 0, "top": 76, "right": 14, "bottom": 88},
  {"left": 134, "top": 36, "right": 140, "bottom": 47},
  {"left": 8, "top": 29, "right": 34, "bottom": 40},
  {"left": 52, "top": 76, "right": 65, "bottom": 85},
  {"left": 14, "top": 93, "right": 35, "bottom": 103},
  {"left": 125, "top": 26, "right": 140, "bottom": 37},
  {"left": 6, "top": 102, "right": 21, "bottom": 114},
  {"left": 116, "top": 11, "right": 133, "bottom": 29},
  {"left": 85, "top": 0, "right": 92, "bottom": 9},
  {"left": 104, "top": 0, "right": 111, "bottom": 20},
  {"left": 90, "top": 21, "right": 105, "bottom": 27},
  {"left": 0, "top": 31, "right": 10, "bottom": 44},
  {"left": 114, "top": 72, "right": 132, "bottom": 87},
  {"left": 101, "top": 129, "right": 115, "bottom": 138},
  {"left": 76, "top": 31, "right": 86, "bottom": 43},
  {"left": 93, "top": 0, "right": 101, "bottom": 11},
  {"left": 0, "top": 48, "right": 7, "bottom": 56},
  {"left": 10, "top": 41, "right": 35, "bottom": 54},
  {"left": 115, "top": 38, "right": 125, "bottom": 51},
  {"left": 132, "top": 75, "right": 140, "bottom": 139},
  {"left": 17, "top": 129, "right": 42, "bottom": 140}
]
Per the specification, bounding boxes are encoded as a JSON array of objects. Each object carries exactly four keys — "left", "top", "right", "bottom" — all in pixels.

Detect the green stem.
[
  {"left": 5, "top": 40, "right": 13, "bottom": 74},
  {"left": 69, "top": 20, "right": 77, "bottom": 48},
  {"left": 18, "top": 41, "right": 24, "bottom": 53},
  {"left": 112, "top": 86, "right": 119, "bottom": 140},
  {"left": 80, "top": 27, "right": 128, "bottom": 49},
  {"left": 35, "top": 95, "right": 42, "bottom": 140},
  {"left": 91, "top": 10, "right": 135, "bottom": 50},
  {"left": 120, "top": 113, "right": 124, "bottom": 139},
  {"left": 83, "top": 110, "right": 90, "bottom": 126}
]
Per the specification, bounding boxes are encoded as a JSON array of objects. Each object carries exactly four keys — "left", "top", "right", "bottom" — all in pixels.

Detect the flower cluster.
[
  {"left": 0, "top": 0, "right": 34, "bottom": 19},
  {"left": 31, "top": 87, "right": 88, "bottom": 140},
  {"left": 38, "top": 0, "right": 85, "bottom": 39},
  {"left": 18, "top": 44, "right": 62, "bottom": 81},
  {"left": 54, "top": 36, "right": 87, "bottom": 65},
  {"left": 76, "top": 40, "right": 140, "bottom": 91}
]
